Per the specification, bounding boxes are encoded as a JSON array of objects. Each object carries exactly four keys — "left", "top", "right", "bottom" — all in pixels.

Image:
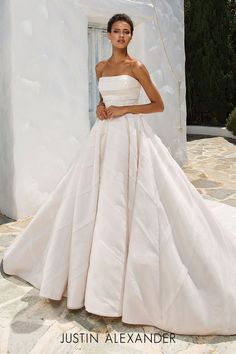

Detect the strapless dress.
[{"left": 2, "top": 74, "right": 236, "bottom": 335}]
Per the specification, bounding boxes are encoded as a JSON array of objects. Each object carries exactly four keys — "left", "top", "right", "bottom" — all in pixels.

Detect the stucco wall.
[
  {"left": 0, "top": 0, "right": 186, "bottom": 219},
  {"left": 0, "top": 0, "right": 15, "bottom": 218}
]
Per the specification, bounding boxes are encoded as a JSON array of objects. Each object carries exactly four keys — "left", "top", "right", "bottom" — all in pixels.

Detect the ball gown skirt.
[{"left": 2, "top": 75, "right": 236, "bottom": 335}]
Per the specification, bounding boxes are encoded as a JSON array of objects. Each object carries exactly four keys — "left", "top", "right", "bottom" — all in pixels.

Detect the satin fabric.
[{"left": 2, "top": 75, "right": 236, "bottom": 335}]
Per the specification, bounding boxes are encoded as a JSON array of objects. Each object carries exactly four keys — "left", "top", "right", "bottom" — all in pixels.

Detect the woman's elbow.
[
  {"left": 160, "top": 97, "right": 165, "bottom": 112},
  {"left": 155, "top": 101, "right": 164, "bottom": 112},
  {"left": 151, "top": 100, "right": 164, "bottom": 113}
]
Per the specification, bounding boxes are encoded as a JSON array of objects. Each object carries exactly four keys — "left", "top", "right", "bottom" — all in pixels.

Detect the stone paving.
[
  {"left": 182, "top": 136, "right": 236, "bottom": 207},
  {"left": 0, "top": 136, "right": 236, "bottom": 354}
]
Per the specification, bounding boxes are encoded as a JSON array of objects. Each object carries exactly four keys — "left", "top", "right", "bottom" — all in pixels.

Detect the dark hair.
[{"left": 107, "top": 13, "right": 134, "bottom": 36}]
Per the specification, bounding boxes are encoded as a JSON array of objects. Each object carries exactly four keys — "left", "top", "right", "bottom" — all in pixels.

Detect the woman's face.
[{"left": 108, "top": 21, "right": 132, "bottom": 48}]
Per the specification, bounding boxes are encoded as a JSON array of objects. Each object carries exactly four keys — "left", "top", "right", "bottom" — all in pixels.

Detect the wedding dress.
[{"left": 2, "top": 75, "right": 236, "bottom": 335}]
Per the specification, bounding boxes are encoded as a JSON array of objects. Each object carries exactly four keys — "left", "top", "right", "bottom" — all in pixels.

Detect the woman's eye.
[{"left": 113, "top": 30, "right": 130, "bottom": 34}]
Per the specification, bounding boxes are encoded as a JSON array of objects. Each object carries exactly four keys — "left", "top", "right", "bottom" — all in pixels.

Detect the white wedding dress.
[{"left": 2, "top": 75, "right": 236, "bottom": 335}]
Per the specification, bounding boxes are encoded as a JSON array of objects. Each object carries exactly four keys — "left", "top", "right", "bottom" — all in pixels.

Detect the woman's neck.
[{"left": 109, "top": 48, "right": 129, "bottom": 64}]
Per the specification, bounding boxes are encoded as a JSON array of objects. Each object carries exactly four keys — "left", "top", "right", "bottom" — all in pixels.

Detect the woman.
[
  {"left": 2, "top": 13, "right": 236, "bottom": 336},
  {"left": 95, "top": 14, "right": 164, "bottom": 119}
]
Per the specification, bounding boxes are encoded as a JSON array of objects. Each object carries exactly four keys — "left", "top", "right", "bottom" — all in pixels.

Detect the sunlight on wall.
[{"left": 0, "top": 0, "right": 186, "bottom": 218}]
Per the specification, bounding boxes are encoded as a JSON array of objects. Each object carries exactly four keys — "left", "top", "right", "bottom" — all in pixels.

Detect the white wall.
[
  {"left": 0, "top": 0, "right": 186, "bottom": 219},
  {"left": 0, "top": 0, "right": 15, "bottom": 218},
  {"left": 2, "top": 0, "right": 90, "bottom": 219},
  {"left": 151, "top": 0, "right": 187, "bottom": 162}
]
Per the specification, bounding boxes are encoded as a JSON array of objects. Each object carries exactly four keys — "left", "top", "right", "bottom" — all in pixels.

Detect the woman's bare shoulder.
[
  {"left": 130, "top": 58, "right": 146, "bottom": 72},
  {"left": 128, "top": 58, "right": 149, "bottom": 82},
  {"left": 95, "top": 60, "right": 109, "bottom": 78}
]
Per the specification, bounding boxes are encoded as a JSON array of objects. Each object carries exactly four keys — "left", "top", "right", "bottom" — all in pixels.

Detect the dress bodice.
[{"left": 98, "top": 75, "right": 141, "bottom": 107}]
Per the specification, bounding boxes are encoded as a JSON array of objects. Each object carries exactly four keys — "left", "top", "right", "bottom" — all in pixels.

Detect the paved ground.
[{"left": 0, "top": 136, "right": 236, "bottom": 354}]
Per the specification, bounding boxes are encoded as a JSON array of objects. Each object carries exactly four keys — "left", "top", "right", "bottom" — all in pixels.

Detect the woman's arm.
[
  {"left": 96, "top": 62, "right": 106, "bottom": 106},
  {"left": 96, "top": 62, "right": 108, "bottom": 120},
  {"left": 124, "top": 101, "right": 163, "bottom": 114},
  {"left": 126, "top": 61, "right": 164, "bottom": 113},
  {"left": 106, "top": 61, "right": 164, "bottom": 118},
  {"left": 98, "top": 92, "right": 105, "bottom": 106}
]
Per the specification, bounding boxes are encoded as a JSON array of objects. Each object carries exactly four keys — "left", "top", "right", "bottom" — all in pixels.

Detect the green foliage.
[
  {"left": 185, "top": 0, "right": 236, "bottom": 126},
  {"left": 226, "top": 107, "right": 236, "bottom": 135}
]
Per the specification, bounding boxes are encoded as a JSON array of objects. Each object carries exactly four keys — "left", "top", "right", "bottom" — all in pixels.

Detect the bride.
[
  {"left": 95, "top": 15, "right": 164, "bottom": 119},
  {"left": 2, "top": 13, "right": 236, "bottom": 336}
]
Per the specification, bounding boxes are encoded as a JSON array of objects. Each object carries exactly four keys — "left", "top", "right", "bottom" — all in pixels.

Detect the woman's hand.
[
  {"left": 96, "top": 104, "right": 127, "bottom": 120},
  {"left": 106, "top": 106, "right": 127, "bottom": 119},
  {"left": 96, "top": 103, "right": 108, "bottom": 120}
]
